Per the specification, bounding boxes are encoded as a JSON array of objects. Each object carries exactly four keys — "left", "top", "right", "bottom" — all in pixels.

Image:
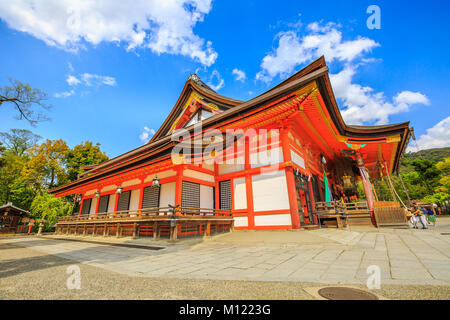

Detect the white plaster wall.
[
  {"left": 144, "top": 169, "right": 177, "bottom": 183},
  {"left": 102, "top": 185, "right": 117, "bottom": 192},
  {"left": 233, "top": 177, "right": 247, "bottom": 209},
  {"left": 254, "top": 214, "right": 292, "bottom": 227},
  {"left": 183, "top": 169, "right": 215, "bottom": 183},
  {"left": 250, "top": 147, "right": 283, "bottom": 168},
  {"left": 129, "top": 189, "right": 140, "bottom": 212},
  {"left": 85, "top": 189, "right": 97, "bottom": 196},
  {"left": 252, "top": 170, "right": 290, "bottom": 212},
  {"left": 89, "top": 198, "right": 97, "bottom": 216},
  {"left": 218, "top": 155, "right": 245, "bottom": 174},
  {"left": 107, "top": 194, "right": 116, "bottom": 213},
  {"left": 200, "top": 185, "right": 214, "bottom": 209},
  {"left": 122, "top": 178, "right": 140, "bottom": 188},
  {"left": 234, "top": 216, "right": 248, "bottom": 227},
  {"left": 202, "top": 161, "right": 214, "bottom": 172},
  {"left": 159, "top": 182, "right": 176, "bottom": 208},
  {"left": 290, "top": 150, "right": 305, "bottom": 169}
]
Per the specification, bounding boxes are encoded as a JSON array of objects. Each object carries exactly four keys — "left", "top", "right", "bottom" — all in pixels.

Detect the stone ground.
[{"left": 1, "top": 217, "right": 449, "bottom": 299}]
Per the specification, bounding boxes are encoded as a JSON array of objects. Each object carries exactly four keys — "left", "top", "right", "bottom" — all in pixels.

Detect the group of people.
[{"left": 408, "top": 204, "right": 436, "bottom": 229}]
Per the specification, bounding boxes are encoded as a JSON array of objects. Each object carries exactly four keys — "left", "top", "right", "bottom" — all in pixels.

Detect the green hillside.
[{"left": 400, "top": 147, "right": 450, "bottom": 173}]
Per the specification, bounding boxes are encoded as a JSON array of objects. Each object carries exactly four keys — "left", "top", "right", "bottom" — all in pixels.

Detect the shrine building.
[{"left": 50, "top": 57, "right": 410, "bottom": 238}]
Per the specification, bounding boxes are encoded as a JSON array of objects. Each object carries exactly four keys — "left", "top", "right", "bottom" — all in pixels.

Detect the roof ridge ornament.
[{"left": 188, "top": 73, "right": 201, "bottom": 83}]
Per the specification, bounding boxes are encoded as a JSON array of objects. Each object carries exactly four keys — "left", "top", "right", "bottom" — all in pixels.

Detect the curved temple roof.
[{"left": 50, "top": 57, "right": 410, "bottom": 196}]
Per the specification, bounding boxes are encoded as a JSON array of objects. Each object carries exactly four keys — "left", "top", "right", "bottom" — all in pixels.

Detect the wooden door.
[{"left": 294, "top": 173, "right": 313, "bottom": 224}]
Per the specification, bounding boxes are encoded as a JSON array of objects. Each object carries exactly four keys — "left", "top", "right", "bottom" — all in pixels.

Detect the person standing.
[{"left": 427, "top": 206, "right": 436, "bottom": 226}]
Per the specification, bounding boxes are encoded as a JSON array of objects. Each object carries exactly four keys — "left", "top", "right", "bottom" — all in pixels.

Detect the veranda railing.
[{"left": 57, "top": 206, "right": 232, "bottom": 223}]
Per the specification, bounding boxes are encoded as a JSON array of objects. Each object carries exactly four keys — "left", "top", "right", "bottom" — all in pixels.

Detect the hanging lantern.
[
  {"left": 153, "top": 175, "right": 160, "bottom": 186},
  {"left": 116, "top": 186, "right": 123, "bottom": 194},
  {"left": 342, "top": 175, "right": 353, "bottom": 189}
]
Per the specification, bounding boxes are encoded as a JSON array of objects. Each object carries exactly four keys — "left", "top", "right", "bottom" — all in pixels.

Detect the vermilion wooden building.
[{"left": 50, "top": 57, "right": 410, "bottom": 236}]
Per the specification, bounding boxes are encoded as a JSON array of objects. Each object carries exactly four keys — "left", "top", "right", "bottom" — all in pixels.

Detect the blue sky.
[{"left": 0, "top": 0, "right": 449, "bottom": 158}]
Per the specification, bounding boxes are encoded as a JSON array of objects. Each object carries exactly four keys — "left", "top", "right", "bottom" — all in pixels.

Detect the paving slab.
[{"left": 2, "top": 218, "right": 450, "bottom": 287}]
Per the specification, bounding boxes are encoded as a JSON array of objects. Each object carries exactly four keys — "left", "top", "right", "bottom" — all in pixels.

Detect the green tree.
[
  {"left": 0, "top": 128, "right": 41, "bottom": 156},
  {"left": 0, "top": 149, "right": 29, "bottom": 205},
  {"left": 0, "top": 130, "right": 40, "bottom": 208},
  {"left": 66, "top": 141, "right": 109, "bottom": 181},
  {"left": 22, "top": 139, "right": 70, "bottom": 192},
  {"left": 0, "top": 78, "right": 50, "bottom": 126},
  {"left": 30, "top": 192, "right": 72, "bottom": 231},
  {"left": 410, "top": 159, "right": 441, "bottom": 195},
  {"left": 0, "top": 142, "right": 5, "bottom": 168},
  {"left": 436, "top": 157, "right": 450, "bottom": 193}
]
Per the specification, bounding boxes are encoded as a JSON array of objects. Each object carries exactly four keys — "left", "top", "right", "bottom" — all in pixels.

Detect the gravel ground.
[{"left": 0, "top": 242, "right": 448, "bottom": 300}]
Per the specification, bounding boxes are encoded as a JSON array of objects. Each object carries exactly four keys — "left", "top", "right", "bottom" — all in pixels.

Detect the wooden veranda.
[
  {"left": 55, "top": 206, "right": 233, "bottom": 241},
  {"left": 314, "top": 201, "right": 373, "bottom": 228},
  {"left": 313, "top": 201, "right": 409, "bottom": 228}
]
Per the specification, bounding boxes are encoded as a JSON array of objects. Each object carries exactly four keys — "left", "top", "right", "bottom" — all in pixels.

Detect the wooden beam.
[
  {"left": 153, "top": 221, "right": 160, "bottom": 240},
  {"left": 170, "top": 223, "right": 178, "bottom": 241},
  {"left": 133, "top": 222, "right": 138, "bottom": 238},
  {"left": 204, "top": 221, "right": 211, "bottom": 237},
  {"left": 116, "top": 223, "right": 120, "bottom": 238}
]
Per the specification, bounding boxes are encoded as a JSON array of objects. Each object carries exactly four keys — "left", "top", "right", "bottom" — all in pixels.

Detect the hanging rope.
[
  {"left": 384, "top": 161, "right": 407, "bottom": 208},
  {"left": 410, "top": 127, "right": 423, "bottom": 159}
]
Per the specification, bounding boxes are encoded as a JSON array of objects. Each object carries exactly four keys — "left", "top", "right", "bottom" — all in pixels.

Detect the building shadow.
[{"left": 0, "top": 235, "right": 208, "bottom": 279}]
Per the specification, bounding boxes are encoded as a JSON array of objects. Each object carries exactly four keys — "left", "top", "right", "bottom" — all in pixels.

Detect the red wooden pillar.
[
  {"left": 174, "top": 166, "right": 183, "bottom": 236},
  {"left": 94, "top": 188, "right": 101, "bottom": 218},
  {"left": 303, "top": 145, "right": 312, "bottom": 224},
  {"left": 244, "top": 137, "right": 255, "bottom": 229},
  {"left": 214, "top": 162, "right": 220, "bottom": 210},
  {"left": 78, "top": 198, "right": 84, "bottom": 217},
  {"left": 175, "top": 166, "right": 183, "bottom": 207},
  {"left": 138, "top": 176, "right": 145, "bottom": 216},
  {"left": 281, "top": 125, "right": 301, "bottom": 229},
  {"left": 308, "top": 178, "right": 318, "bottom": 224},
  {"left": 113, "top": 188, "right": 120, "bottom": 216},
  {"left": 357, "top": 155, "right": 376, "bottom": 226}
]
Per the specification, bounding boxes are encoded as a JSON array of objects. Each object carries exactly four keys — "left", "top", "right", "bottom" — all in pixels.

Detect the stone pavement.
[{"left": 1, "top": 217, "right": 450, "bottom": 286}]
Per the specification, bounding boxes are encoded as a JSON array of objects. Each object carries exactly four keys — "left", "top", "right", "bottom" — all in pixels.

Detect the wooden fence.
[
  {"left": 55, "top": 206, "right": 233, "bottom": 241},
  {"left": 373, "top": 206, "right": 409, "bottom": 228},
  {"left": 313, "top": 201, "right": 373, "bottom": 228}
]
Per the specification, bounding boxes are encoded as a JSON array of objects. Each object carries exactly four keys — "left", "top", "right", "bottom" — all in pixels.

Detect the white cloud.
[
  {"left": 0, "top": 0, "right": 217, "bottom": 66},
  {"left": 139, "top": 126, "right": 156, "bottom": 144},
  {"left": 67, "top": 62, "right": 74, "bottom": 72},
  {"left": 54, "top": 89, "right": 74, "bottom": 98},
  {"left": 407, "top": 116, "right": 450, "bottom": 152},
  {"left": 207, "top": 70, "right": 224, "bottom": 91},
  {"left": 256, "top": 22, "right": 379, "bottom": 81},
  {"left": 330, "top": 66, "right": 430, "bottom": 125},
  {"left": 57, "top": 64, "right": 116, "bottom": 98},
  {"left": 66, "top": 75, "right": 80, "bottom": 86},
  {"left": 256, "top": 20, "right": 430, "bottom": 125},
  {"left": 81, "top": 73, "right": 116, "bottom": 87},
  {"left": 232, "top": 68, "right": 246, "bottom": 82},
  {"left": 394, "top": 91, "right": 430, "bottom": 106}
]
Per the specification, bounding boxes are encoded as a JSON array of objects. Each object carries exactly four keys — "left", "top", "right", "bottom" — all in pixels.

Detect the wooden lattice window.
[
  {"left": 117, "top": 190, "right": 131, "bottom": 212},
  {"left": 219, "top": 180, "right": 231, "bottom": 210},
  {"left": 142, "top": 185, "right": 160, "bottom": 209},
  {"left": 81, "top": 198, "right": 92, "bottom": 215},
  {"left": 182, "top": 181, "right": 200, "bottom": 208},
  {"left": 97, "top": 195, "right": 110, "bottom": 213}
]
